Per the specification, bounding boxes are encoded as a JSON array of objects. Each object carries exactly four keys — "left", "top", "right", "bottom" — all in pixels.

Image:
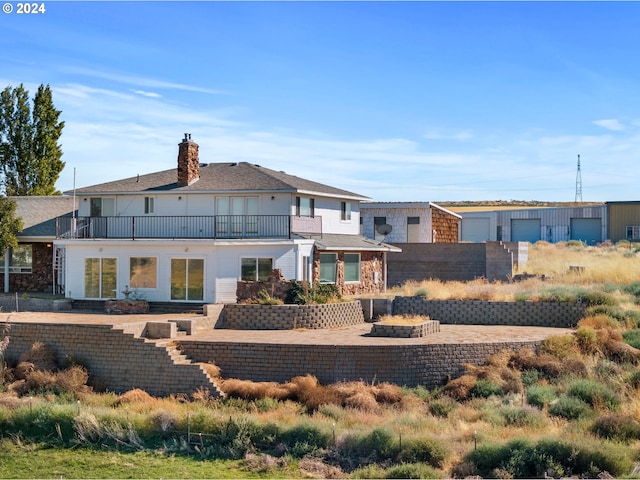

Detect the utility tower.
[{"left": 575, "top": 154, "right": 583, "bottom": 202}]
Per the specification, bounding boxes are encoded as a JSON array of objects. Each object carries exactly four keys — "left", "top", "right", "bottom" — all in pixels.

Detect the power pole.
[{"left": 575, "top": 154, "right": 583, "bottom": 202}]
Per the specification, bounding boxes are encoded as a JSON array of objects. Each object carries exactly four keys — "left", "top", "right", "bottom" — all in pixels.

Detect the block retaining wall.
[
  {"left": 393, "top": 296, "right": 586, "bottom": 328},
  {"left": 4, "top": 323, "right": 221, "bottom": 397},
  {"left": 221, "top": 301, "right": 365, "bottom": 330},
  {"left": 370, "top": 320, "right": 441, "bottom": 338},
  {"left": 178, "top": 340, "right": 541, "bottom": 389},
  {"left": 0, "top": 296, "right": 72, "bottom": 312}
]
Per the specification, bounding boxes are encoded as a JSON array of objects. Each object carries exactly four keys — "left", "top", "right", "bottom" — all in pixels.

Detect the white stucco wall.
[{"left": 360, "top": 206, "right": 433, "bottom": 243}]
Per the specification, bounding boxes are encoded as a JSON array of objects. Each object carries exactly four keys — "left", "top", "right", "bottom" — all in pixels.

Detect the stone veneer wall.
[
  {"left": 393, "top": 296, "right": 586, "bottom": 328},
  {"left": 0, "top": 243, "right": 54, "bottom": 293},
  {"left": 178, "top": 340, "right": 541, "bottom": 389},
  {"left": 312, "top": 250, "right": 385, "bottom": 297},
  {"left": 4, "top": 323, "right": 221, "bottom": 397},
  {"left": 221, "top": 300, "right": 365, "bottom": 330}
]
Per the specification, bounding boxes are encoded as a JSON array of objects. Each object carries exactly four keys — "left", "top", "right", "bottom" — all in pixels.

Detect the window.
[
  {"left": 241, "top": 258, "right": 273, "bottom": 281},
  {"left": 144, "top": 196, "right": 155, "bottom": 214},
  {"left": 296, "top": 197, "right": 315, "bottom": 217},
  {"left": 216, "top": 196, "right": 259, "bottom": 234},
  {"left": 0, "top": 244, "right": 33, "bottom": 273},
  {"left": 319, "top": 253, "right": 337, "bottom": 283},
  {"left": 171, "top": 258, "right": 204, "bottom": 301},
  {"left": 627, "top": 226, "right": 640, "bottom": 241},
  {"left": 129, "top": 257, "right": 157, "bottom": 288},
  {"left": 344, "top": 253, "right": 360, "bottom": 282},
  {"left": 90, "top": 197, "right": 115, "bottom": 217},
  {"left": 85, "top": 257, "right": 117, "bottom": 298},
  {"left": 341, "top": 202, "right": 351, "bottom": 221}
]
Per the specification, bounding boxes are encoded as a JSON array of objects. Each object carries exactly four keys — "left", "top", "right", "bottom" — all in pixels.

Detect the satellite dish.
[{"left": 376, "top": 224, "right": 393, "bottom": 236}]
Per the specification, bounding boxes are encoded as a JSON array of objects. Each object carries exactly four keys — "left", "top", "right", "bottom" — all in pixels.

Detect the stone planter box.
[
  {"left": 105, "top": 300, "right": 149, "bottom": 314},
  {"left": 370, "top": 320, "right": 441, "bottom": 338}
]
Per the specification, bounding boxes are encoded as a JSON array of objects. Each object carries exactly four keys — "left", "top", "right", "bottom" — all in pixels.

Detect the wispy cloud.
[
  {"left": 423, "top": 129, "right": 474, "bottom": 141},
  {"left": 132, "top": 90, "right": 162, "bottom": 99},
  {"left": 60, "top": 66, "right": 227, "bottom": 95},
  {"left": 593, "top": 118, "right": 626, "bottom": 131}
]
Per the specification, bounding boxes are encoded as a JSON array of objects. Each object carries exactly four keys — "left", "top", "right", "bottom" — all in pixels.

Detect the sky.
[{"left": 2, "top": 1, "right": 640, "bottom": 203}]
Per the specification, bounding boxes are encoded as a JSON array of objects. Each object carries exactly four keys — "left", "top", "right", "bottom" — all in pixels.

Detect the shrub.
[
  {"left": 586, "top": 305, "right": 640, "bottom": 327},
  {"left": 18, "top": 342, "right": 57, "bottom": 371},
  {"left": 592, "top": 414, "right": 640, "bottom": 442},
  {"left": 339, "top": 427, "right": 398, "bottom": 463},
  {"left": 540, "top": 335, "right": 579, "bottom": 359},
  {"left": 520, "top": 369, "right": 540, "bottom": 387},
  {"left": 470, "top": 379, "right": 502, "bottom": 398},
  {"left": 575, "top": 327, "right": 599, "bottom": 355},
  {"left": 414, "top": 288, "right": 428, "bottom": 297},
  {"left": 622, "top": 329, "right": 640, "bottom": 349},
  {"left": 526, "top": 384, "right": 556, "bottom": 408},
  {"left": 579, "top": 290, "right": 617, "bottom": 307},
  {"left": 285, "top": 282, "right": 341, "bottom": 305},
  {"left": 383, "top": 462, "right": 443, "bottom": 479},
  {"left": 428, "top": 396, "right": 456, "bottom": 418},
  {"left": 548, "top": 395, "right": 592, "bottom": 420},
  {"left": 278, "top": 422, "right": 331, "bottom": 457},
  {"left": 568, "top": 379, "right": 620, "bottom": 411},
  {"left": 626, "top": 369, "right": 640, "bottom": 388},
  {"left": 397, "top": 437, "right": 448, "bottom": 468},
  {"left": 499, "top": 405, "right": 544, "bottom": 428}
]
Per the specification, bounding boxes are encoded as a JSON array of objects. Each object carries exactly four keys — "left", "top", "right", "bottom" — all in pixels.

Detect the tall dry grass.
[{"left": 388, "top": 242, "right": 640, "bottom": 301}]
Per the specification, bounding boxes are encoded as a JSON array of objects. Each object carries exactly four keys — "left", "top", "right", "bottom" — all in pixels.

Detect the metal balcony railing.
[{"left": 55, "top": 215, "right": 305, "bottom": 240}]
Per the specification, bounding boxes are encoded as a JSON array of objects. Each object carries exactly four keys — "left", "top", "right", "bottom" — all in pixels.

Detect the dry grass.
[
  {"left": 388, "top": 242, "right": 640, "bottom": 301},
  {"left": 18, "top": 341, "right": 57, "bottom": 371},
  {"left": 377, "top": 314, "right": 430, "bottom": 325}
]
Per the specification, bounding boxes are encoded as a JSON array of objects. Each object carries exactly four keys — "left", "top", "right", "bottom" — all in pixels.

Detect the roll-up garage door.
[
  {"left": 511, "top": 219, "right": 541, "bottom": 243},
  {"left": 570, "top": 218, "right": 602, "bottom": 245}
]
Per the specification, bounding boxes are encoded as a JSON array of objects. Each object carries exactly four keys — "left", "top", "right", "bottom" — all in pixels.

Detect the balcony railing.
[{"left": 56, "top": 215, "right": 322, "bottom": 240}]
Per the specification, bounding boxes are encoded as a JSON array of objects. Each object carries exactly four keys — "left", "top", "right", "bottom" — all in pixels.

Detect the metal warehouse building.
[
  {"left": 460, "top": 205, "right": 607, "bottom": 244},
  {"left": 607, "top": 201, "right": 640, "bottom": 243}
]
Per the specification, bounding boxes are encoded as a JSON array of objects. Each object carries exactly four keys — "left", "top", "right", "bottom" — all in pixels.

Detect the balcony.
[{"left": 56, "top": 215, "right": 322, "bottom": 240}]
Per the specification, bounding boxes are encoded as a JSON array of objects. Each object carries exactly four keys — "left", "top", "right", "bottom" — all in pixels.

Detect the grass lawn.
[{"left": 0, "top": 440, "right": 299, "bottom": 479}]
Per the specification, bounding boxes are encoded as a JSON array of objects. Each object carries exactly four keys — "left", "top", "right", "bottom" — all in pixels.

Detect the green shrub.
[
  {"left": 623, "top": 282, "right": 640, "bottom": 299},
  {"left": 465, "top": 437, "right": 633, "bottom": 479},
  {"left": 499, "top": 405, "right": 544, "bottom": 428},
  {"left": 255, "top": 290, "right": 283, "bottom": 305},
  {"left": 514, "top": 291, "right": 531, "bottom": 302},
  {"left": 540, "top": 335, "right": 579, "bottom": 359},
  {"left": 575, "top": 327, "right": 599, "bottom": 355},
  {"left": 397, "top": 437, "right": 448, "bottom": 468},
  {"left": 520, "top": 369, "right": 541, "bottom": 387},
  {"left": 414, "top": 288, "right": 428, "bottom": 297},
  {"left": 285, "top": 281, "right": 341, "bottom": 305},
  {"left": 592, "top": 414, "right": 640, "bottom": 442},
  {"left": 526, "top": 385, "right": 556, "bottom": 408},
  {"left": 471, "top": 379, "right": 502, "bottom": 398},
  {"left": 339, "top": 427, "right": 398, "bottom": 463},
  {"left": 586, "top": 305, "right": 640, "bottom": 327},
  {"left": 579, "top": 291, "right": 617, "bottom": 307},
  {"left": 384, "top": 462, "right": 442, "bottom": 479},
  {"left": 278, "top": 422, "right": 331, "bottom": 457},
  {"left": 567, "top": 379, "right": 620, "bottom": 411},
  {"left": 548, "top": 395, "right": 592, "bottom": 420},
  {"left": 428, "top": 397, "right": 456, "bottom": 418},
  {"left": 626, "top": 369, "right": 640, "bottom": 388},
  {"left": 622, "top": 329, "right": 640, "bottom": 349}
]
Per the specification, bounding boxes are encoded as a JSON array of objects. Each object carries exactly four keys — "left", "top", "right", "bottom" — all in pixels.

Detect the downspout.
[{"left": 4, "top": 247, "right": 10, "bottom": 293}]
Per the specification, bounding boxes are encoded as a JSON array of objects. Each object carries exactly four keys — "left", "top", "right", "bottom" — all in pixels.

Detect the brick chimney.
[{"left": 177, "top": 133, "right": 199, "bottom": 186}]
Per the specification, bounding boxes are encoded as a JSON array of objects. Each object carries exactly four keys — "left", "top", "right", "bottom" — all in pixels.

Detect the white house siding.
[
  {"left": 61, "top": 239, "right": 311, "bottom": 304},
  {"left": 312, "top": 197, "right": 361, "bottom": 235}
]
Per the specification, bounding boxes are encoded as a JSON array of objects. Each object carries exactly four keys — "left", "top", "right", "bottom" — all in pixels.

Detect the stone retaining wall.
[
  {"left": 0, "top": 295, "right": 72, "bottom": 313},
  {"left": 178, "top": 340, "right": 541, "bottom": 389},
  {"left": 221, "top": 301, "right": 365, "bottom": 330},
  {"left": 393, "top": 296, "right": 586, "bottom": 328},
  {"left": 4, "top": 323, "right": 220, "bottom": 397}
]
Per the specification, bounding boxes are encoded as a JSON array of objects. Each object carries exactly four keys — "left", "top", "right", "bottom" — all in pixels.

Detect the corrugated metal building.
[
  {"left": 460, "top": 205, "right": 607, "bottom": 244},
  {"left": 607, "top": 201, "right": 640, "bottom": 242}
]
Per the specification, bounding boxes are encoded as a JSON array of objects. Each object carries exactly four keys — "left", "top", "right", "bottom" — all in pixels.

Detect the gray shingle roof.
[
  {"left": 10, "top": 196, "right": 76, "bottom": 238},
  {"left": 299, "top": 233, "right": 402, "bottom": 252},
  {"left": 70, "top": 162, "right": 370, "bottom": 201}
]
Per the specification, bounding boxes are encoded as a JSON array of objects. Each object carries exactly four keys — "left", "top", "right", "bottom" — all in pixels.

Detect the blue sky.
[{"left": 2, "top": 1, "right": 640, "bottom": 202}]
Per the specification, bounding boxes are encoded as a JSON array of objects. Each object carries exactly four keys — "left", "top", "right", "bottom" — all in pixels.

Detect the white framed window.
[
  {"left": 0, "top": 244, "right": 33, "bottom": 273},
  {"left": 144, "top": 196, "right": 155, "bottom": 214},
  {"left": 627, "top": 226, "right": 640, "bottom": 241},
  {"left": 85, "top": 257, "right": 117, "bottom": 299},
  {"left": 241, "top": 257, "right": 273, "bottom": 281},
  {"left": 319, "top": 253, "right": 337, "bottom": 284},
  {"left": 343, "top": 253, "right": 360, "bottom": 283},
  {"left": 129, "top": 257, "right": 157, "bottom": 288},
  {"left": 90, "top": 197, "right": 115, "bottom": 217},
  {"left": 341, "top": 202, "right": 351, "bottom": 221}
]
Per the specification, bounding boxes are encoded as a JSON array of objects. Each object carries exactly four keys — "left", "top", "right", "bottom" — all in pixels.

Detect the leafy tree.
[
  {"left": 0, "top": 83, "right": 65, "bottom": 195},
  {"left": 0, "top": 196, "right": 23, "bottom": 254}
]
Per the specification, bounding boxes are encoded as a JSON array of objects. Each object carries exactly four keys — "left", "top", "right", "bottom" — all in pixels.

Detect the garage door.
[
  {"left": 571, "top": 218, "right": 602, "bottom": 245},
  {"left": 511, "top": 219, "right": 541, "bottom": 243},
  {"left": 461, "top": 218, "right": 490, "bottom": 242}
]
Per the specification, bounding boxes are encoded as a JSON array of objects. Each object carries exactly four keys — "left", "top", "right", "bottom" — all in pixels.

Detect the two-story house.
[{"left": 54, "top": 134, "right": 400, "bottom": 304}]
